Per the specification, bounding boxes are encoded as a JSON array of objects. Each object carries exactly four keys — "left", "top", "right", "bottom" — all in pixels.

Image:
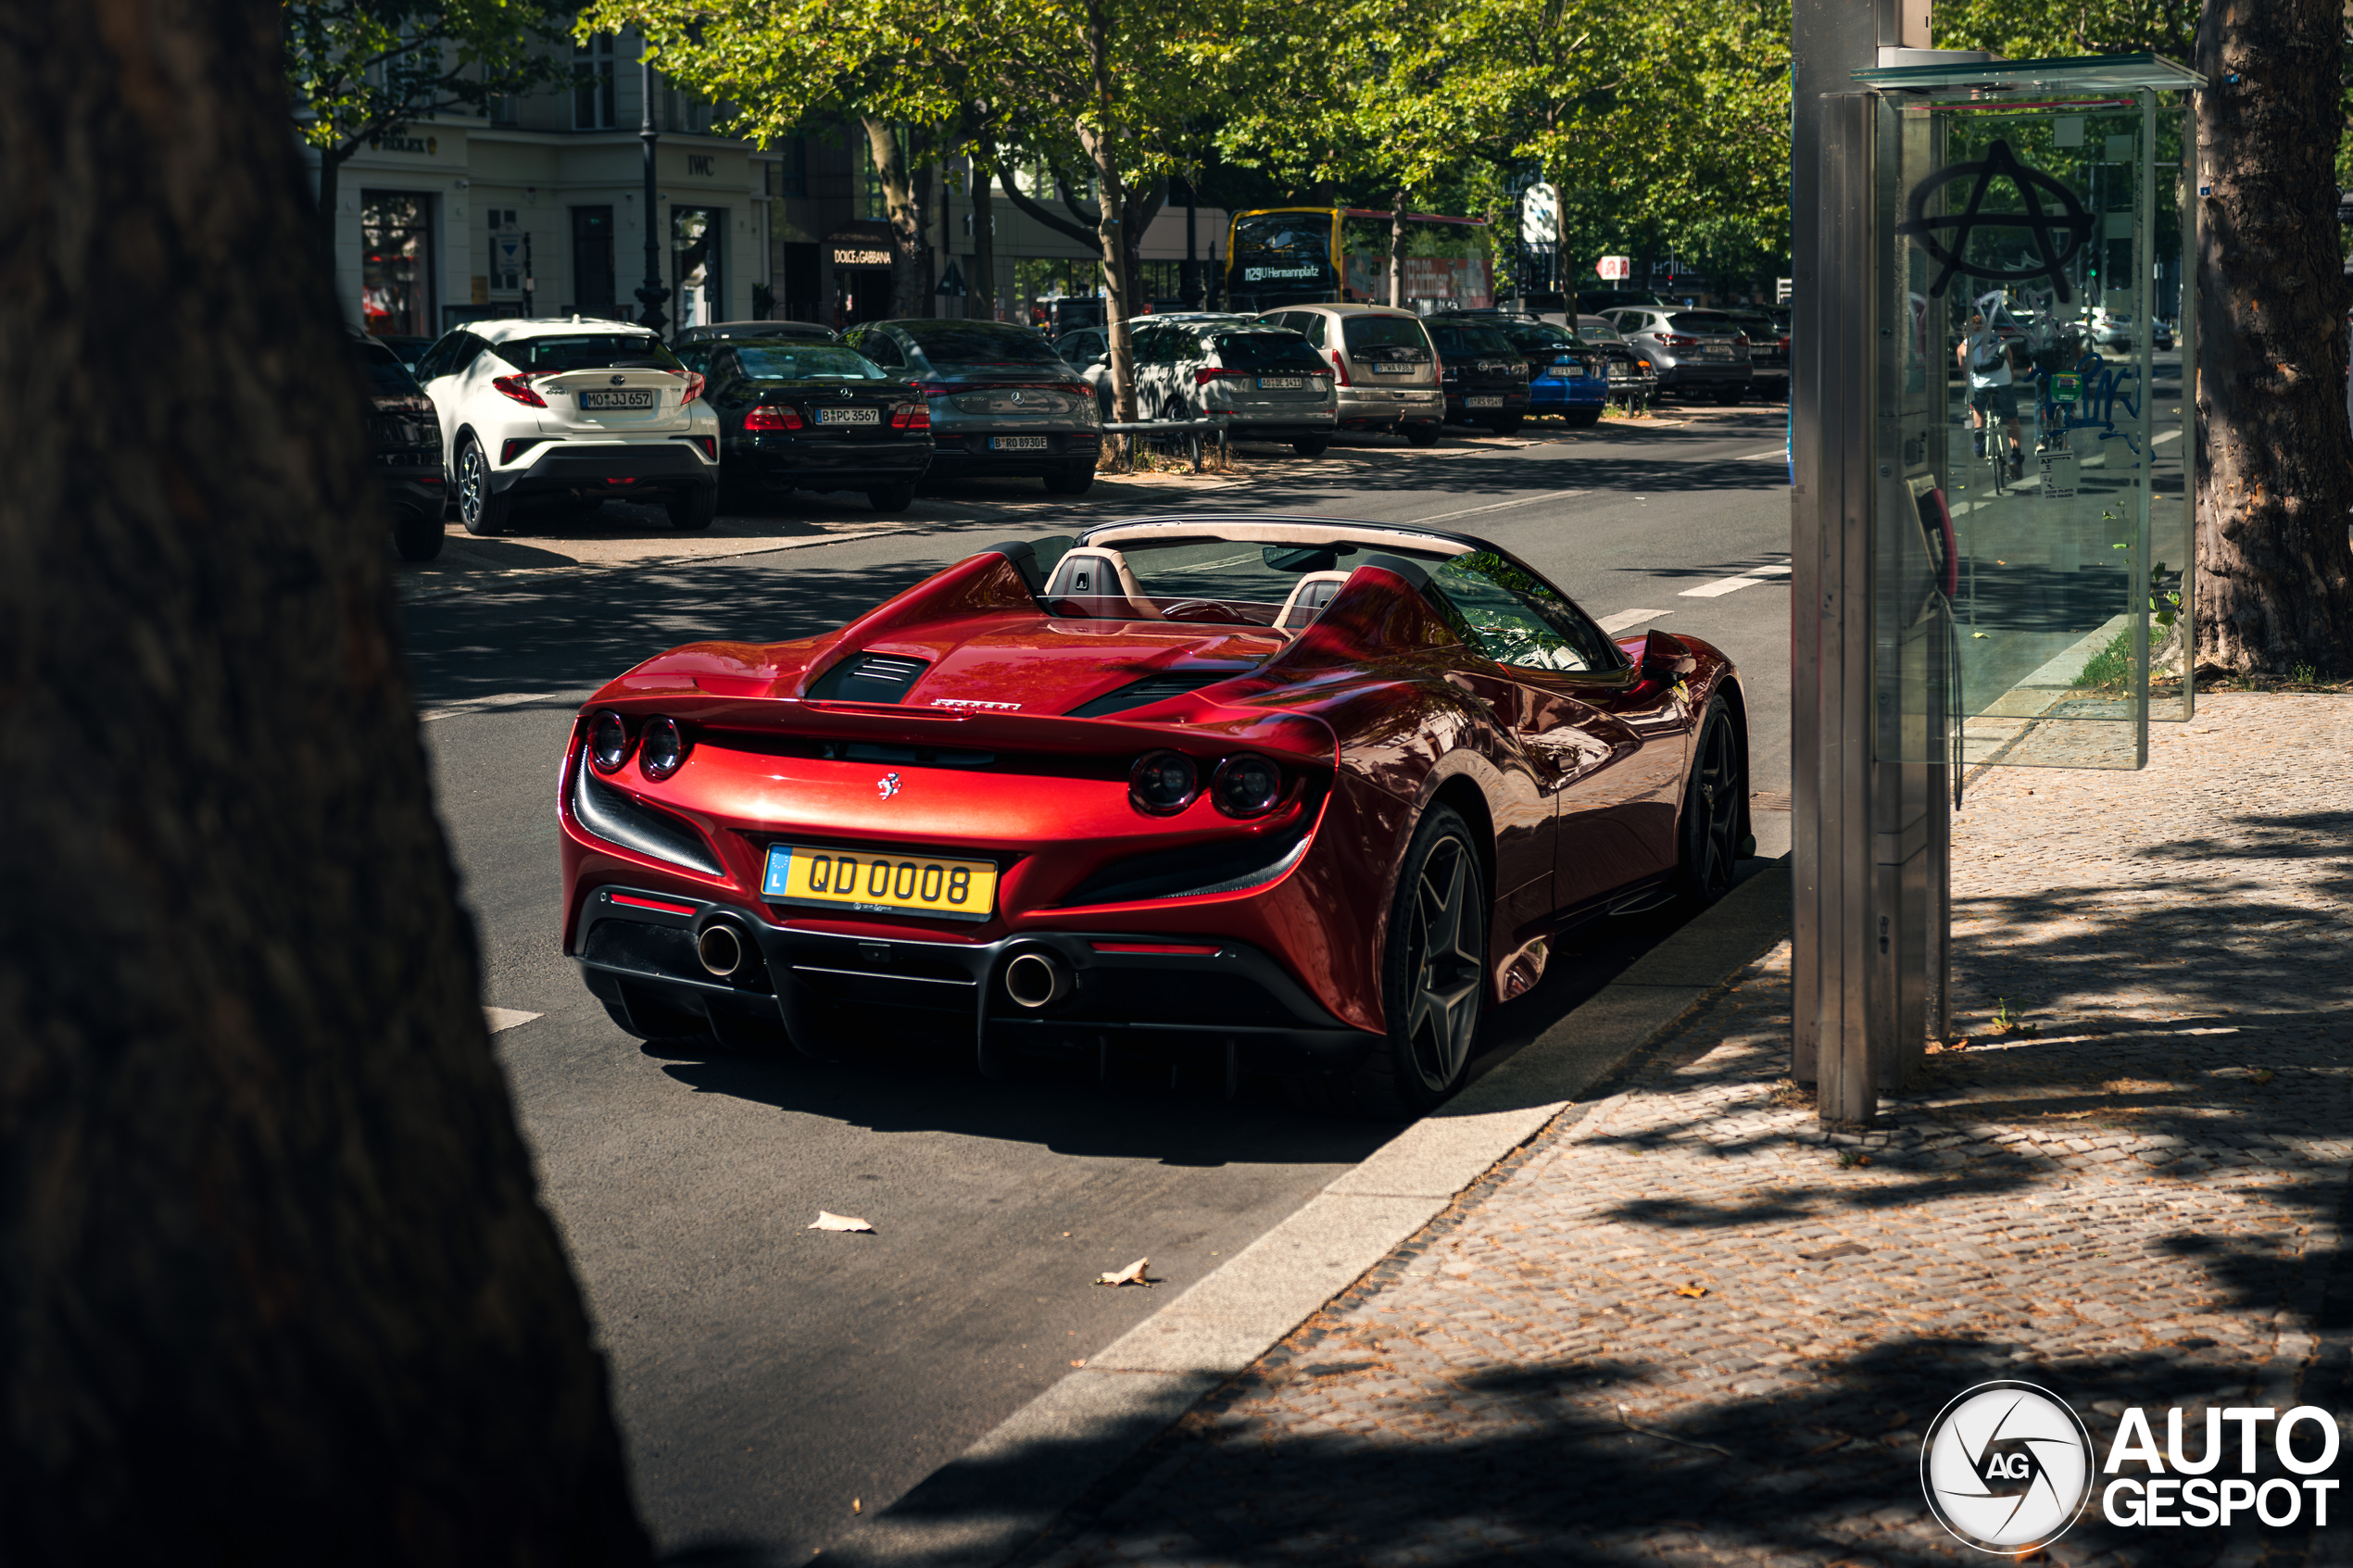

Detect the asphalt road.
[{"left": 403, "top": 400, "right": 1795, "bottom": 1561}]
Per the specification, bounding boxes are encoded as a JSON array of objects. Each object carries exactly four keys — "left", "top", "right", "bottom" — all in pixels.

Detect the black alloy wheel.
[
  {"left": 455, "top": 440, "right": 509, "bottom": 536},
  {"left": 867, "top": 481, "right": 915, "bottom": 513},
  {"left": 1678, "top": 696, "right": 1745, "bottom": 909},
  {"left": 1297, "top": 806, "right": 1486, "bottom": 1119}
]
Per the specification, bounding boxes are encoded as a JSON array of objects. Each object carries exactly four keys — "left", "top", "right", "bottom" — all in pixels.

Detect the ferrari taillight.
[
  {"left": 492, "top": 373, "right": 548, "bottom": 408},
  {"left": 1211, "top": 755, "right": 1283, "bottom": 819},
  {"left": 744, "top": 404, "right": 803, "bottom": 431},
  {"left": 587, "top": 711, "right": 630, "bottom": 772},
  {"left": 639, "top": 717, "right": 688, "bottom": 781},
  {"left": 1129, "top": 751, "right": 1200, "bottom": 816}
]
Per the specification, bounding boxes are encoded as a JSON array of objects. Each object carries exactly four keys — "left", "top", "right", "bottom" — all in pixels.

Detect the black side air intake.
[
  {"left": 807, "top": 652, "right": 929, "bottom": 704},
  {"left": 1068, "top": 668, "right": 1249, "bottom": 718},
  {"left": 573, "top": 761, "right": 724, "bottom": 876}
]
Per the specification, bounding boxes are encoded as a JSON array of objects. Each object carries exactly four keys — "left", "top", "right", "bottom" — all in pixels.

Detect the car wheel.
[
  {"left": 1299, "top": 806, "right": 1486, "bottom": 1120},
  {"left": 1403, "top": 422, "right": 1441, "bottom": 447},
  {"left": 1563, "top": 408, "right": 1602, "bottom": 428},
  {"left": 1717, "top": 388, "right": 1745, "bottom": 406},
  {"left": 1488, "top": 415, "right": 1524, "bottom": 437},
  {"left": 867, "top": 482, "right": 915, "bottom": 512},
  {"left": 665, "top": 486, "right": 717, "bottom": 530},
  {"left": 392, "top": 508, "right": 444, "bottom": 561},
  {"left": 1043, "top": 463, "right": 1095, "bottom": 495},
  {"left": 455, "top": 440, "right": 509, "bottom": 537},
  {"left": 1291, "top": 434, "right": 1330, "bottom": 458},
  {"left": 1678, "top": 696, "right": 1746, "bottom": 909}
]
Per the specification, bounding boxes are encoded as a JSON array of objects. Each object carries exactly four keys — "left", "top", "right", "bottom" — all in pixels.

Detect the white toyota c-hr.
[{"left": 413, "top": 317, "right": 722, "bottom": 536}]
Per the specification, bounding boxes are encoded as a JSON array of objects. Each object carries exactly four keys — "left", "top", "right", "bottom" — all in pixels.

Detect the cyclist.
[{"left": 1957, "top": 311, "right": 2024, "bottom": 482}]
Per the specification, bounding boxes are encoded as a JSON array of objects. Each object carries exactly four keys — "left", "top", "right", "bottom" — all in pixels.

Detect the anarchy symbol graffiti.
[{"left": 1895, "top": 139, "right": 2095, "bottom": 302}]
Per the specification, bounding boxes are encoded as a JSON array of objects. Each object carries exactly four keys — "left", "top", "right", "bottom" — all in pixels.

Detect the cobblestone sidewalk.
[{"left": 1017, "top": 695, "right": 2353, "bottom": 1568}]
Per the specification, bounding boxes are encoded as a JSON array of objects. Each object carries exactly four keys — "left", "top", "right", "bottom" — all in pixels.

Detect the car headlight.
[
  {"left": 640, "top": 716, "right": 688, "bottom": 780},
  {"left": 1212, "top": 754, "right": 1283, "bottom": 819},
  {"left": 588, "top": 710, "right": 631, "bottom": 772},
  {"left": 1129, "top": 750, "right": 1200, "bottom": 815}
]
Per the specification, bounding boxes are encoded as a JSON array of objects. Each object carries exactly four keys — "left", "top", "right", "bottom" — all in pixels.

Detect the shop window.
[
  {"left": 673, "top": 207, "right": 724, "bottom": 327},
  {"left": 574, "top": 34, "right": 617, "bottom": 131},
  {"left": 359, "top": 192, "right": 434, "bottom": 338}
]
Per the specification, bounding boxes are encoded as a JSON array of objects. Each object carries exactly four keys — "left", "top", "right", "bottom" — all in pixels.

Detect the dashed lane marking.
[
  {"left": 484, "top": 1007, "right": 543, "bottom": 1034},
  {"left": 1410, "top": 489, "right": 1592, "bottom": 526},
  {"left": 1677, "top": 563, "right": 1793, "bottom": 598},
  {"left": 1595, "top": 608, "right": 1672, "bottom": 633}
]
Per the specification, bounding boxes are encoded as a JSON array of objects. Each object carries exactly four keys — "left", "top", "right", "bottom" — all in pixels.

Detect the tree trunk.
[
  {"left": 862, "top": 116, "right": 927, "bottom": 317},
  {"left": 2192, "top": 0, "right": 2353, "bottom": 677},
  {"left": 0, "top": 0, "right": 651, "bottom": 1560},
  {"left": 970, "top": 151, "right": 998, "bottom": 321},
  {"left": 1388, "top": 192, "right": 1406, "bottom": 307},
  {"left": 1080, "top": 0, "right": 1136, "bottom": 425}
]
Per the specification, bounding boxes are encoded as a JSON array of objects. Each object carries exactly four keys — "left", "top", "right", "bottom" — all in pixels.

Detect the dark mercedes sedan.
[
  {"left": 688, "top": 340, "right": 933, "bottom": 513},
  {"left": 351, "top": 332, "right": 445, "bottom": 560},
  {"left": 842, "top": 320, "right": 1102, "bottom": 495}
]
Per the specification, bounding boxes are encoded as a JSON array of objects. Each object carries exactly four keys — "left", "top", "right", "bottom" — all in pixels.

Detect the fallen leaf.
[
  {"left": 1070, "top": 1359, "right": 1087, "bottom": 1368},
  {"left": 809, "top": 1211, "right": 875, "bottom": 1233},
  {"left": 851, "top": 1498, "right": 862, "bottom": 1515},
  {"left": 1096, "top": 1257, "right": 1155, "bottom": 1286},
  {"left": 1674, "top": 1283, "right": 1709, "bottom": 1298}
]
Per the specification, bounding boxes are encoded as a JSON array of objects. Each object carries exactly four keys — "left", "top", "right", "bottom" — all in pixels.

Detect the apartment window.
[
  {"left": 572, "top": 207, "right": 616, "bottom": 316},
  {"left": 487, "top": 95, "right": 519, "bottom": 126},
  {"left": 573, "top": 34, "right": 616, "bottom": 130},
  {"left": 767, "top": 137, "right": 807, "bottom": 199}
]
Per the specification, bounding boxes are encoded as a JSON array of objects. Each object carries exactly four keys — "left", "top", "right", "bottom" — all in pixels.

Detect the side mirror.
[
  {"left": 1093, "top": 353, "right": 1110, "bottom": 368},
  {"left": 1632, "top": 628, "right": 1699, "bottom": 695}
]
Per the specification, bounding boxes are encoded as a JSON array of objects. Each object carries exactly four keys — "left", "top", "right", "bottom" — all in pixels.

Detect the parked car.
[
  {"left": 1720, "top": 309, "right": 1787, "bottom": 376},
  {"left": 843, "top": 319, "right": 1101, "bottom": 494},
  {"left": 1055, "top": 326, "right": 1110, "bottom": 369},
  {"left": 683, "top": 339, "right": 934, "bottom": 512},
  {"left": 1439, "top": 310, "right": 1606, "bottom": 428},
  {"left": 558, "top": 517, "right": 1748, "bottom": 1112},
  {"left": 1254, "top": 304, "right": 1446, "bottom": 445},
  {"left": 373, "top": 334, "right": 435, "bottom": 375},
  {"left": 2090, "top": 307, "right": 2136, "bottom": 352},
  {"left": 1115, "top": 319, "right": 1337, "bottom": 455},
  {"left": 351, "top": 332, "right": 446, "bottom": 560},
  {"left": 411, "top": 318, "right": 720, "bottom": 536},
  {"left": 1577, "top": 316, "right": 1659, "bottom": 406},
  {"left": 1603, "top": 307, "right": 1754, "bottom": 404},
  {"left": 676, "top": 319, "right": 837, "bottom": 347},
  {"left": 1421, "top": 318, "right": 1533, "bottom": 434},
  {"left": 2151, "top": 318, "right": 2176, "bottom": 352}
]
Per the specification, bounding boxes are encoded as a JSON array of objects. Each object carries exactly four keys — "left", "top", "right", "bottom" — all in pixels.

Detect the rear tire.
[
  {"left": 1487, "top": 415, "right": 1524, "bottom": 436},
  {"left": 1563, "top": 408, "right": 1603, "bottom": 428},
  {"left": 1293, "top": 806, "right": 1486, "bottom": 1120},
  {"left": 1291, "top": 435, "right": 1329, "bottom": 458},
  {"left": 1043, "top": 463, "right": 1095, "bottom": 495},
  {"left": 1717, "top": 388, "right": 1745, "bottom": 406},
  {"left": 1677, "top": 696, "right": 1745, "bottom": 909},
  {"left": 455, "top": 440, "right": 509, "bottom": 537},
  {"left": 867, "top": 481, "right": 915, "bottom": 513},
  {"left": 665, "top": 486, "right": 717, "bottom": 530},
  {"left": 1402, "top": 422, "right": 1441, "bottom": 447},
  {"left": 392, "top": 509, "right": 444, "bottom": 561}
]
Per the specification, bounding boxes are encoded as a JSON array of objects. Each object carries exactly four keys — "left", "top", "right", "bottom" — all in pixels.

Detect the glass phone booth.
[{"left": 1852, "top": 54, "right": 2202, "bottom": 774}]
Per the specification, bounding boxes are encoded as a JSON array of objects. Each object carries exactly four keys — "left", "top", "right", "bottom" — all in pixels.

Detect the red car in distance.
[{"left": 560, "top": 519, "right": 1752, "bottom": 1116}]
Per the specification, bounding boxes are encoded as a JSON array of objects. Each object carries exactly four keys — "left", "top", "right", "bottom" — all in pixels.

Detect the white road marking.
[
  {"left": 1734, "top": 449, "right": 1790, "bottom": 460},
  {"left": 484, "top": 1007, "right": 543, "bottom": 1034},
  {"left": 1596, "top": 608, "right": 1672, "bottom": 633},
  {"left": 2154, "top": 428, "right": 2181, "bottom": 445},
  {"left": 1676, "top": 563, "right": 1793, "bottom": 598},
  {"left": 419, "top": 691, "right": 583, "bottom": 723},
  {"left": 1412, "top": 489, "right": 1591, "bottom": 525}
]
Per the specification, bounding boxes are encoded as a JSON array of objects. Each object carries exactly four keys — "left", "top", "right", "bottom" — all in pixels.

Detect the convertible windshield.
[
  {"left": 737, "top": 345, "right": 887, "bottom": 381},
  {"left": 1047, "top": 536, "right": 1455, "bottom": 628}
]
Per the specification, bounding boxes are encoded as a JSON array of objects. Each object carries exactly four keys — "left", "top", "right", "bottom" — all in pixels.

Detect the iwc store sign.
[{"left": 1921, "top": 1382, "right": 2341, "bottom": 1552}]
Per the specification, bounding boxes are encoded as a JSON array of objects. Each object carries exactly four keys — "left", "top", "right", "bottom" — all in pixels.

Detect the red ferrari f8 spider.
[{"left": 560, "top": 517, "right": 1751, "bottom": 1114}]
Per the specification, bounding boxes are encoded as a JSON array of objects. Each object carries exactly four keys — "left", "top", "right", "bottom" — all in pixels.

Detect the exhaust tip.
[
  {"left": 1003, "top": 950, "right": 1071, "bottom": 1010},
  {"left": 696, "top": 922, "right": 747, "bottom": 977}
]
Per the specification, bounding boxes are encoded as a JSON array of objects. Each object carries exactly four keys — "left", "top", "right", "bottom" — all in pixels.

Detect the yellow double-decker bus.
[{"left": 1225, "top": 207, "right": 1495, "bottom": 314}]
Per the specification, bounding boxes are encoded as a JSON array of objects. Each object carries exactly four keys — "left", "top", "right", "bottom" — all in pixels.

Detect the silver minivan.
[
  {"left": 1127, "top": 318, "right": 1339, "bottom": 457},
  {"left": 1255, "top": 304, "right": 1445, "bottom": 446}
]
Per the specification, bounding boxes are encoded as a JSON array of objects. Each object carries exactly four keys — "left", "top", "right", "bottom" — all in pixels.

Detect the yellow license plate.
[{"left": 761, "top": 843, "right": 998, "bottom": 922}]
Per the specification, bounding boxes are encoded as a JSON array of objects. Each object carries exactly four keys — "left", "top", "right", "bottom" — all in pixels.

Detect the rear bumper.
[
  {"left": 375, "top": 468, "right": 446, "bottom": 519},
  {"left": 574, "top": 884, "right": 1375, "bottom": 1071},
  {"left": 1335, "top": 387, "right": 1438, "bottom": 430},
  {"left": 728, "top": 438, "right": 931, "bottom": 490},
  {"left": 1655, "top": 363, "right": 1753, "bottom": 392},
  {"left": 1444, "top": 389, "right": 1532, "bottom": 422},
  {"left": 489, "top": 438, "right": 718, "bottom": 495},
  {"left": 926, "top": 431, "right": 1100, "bottom": 476},
  {"left": 1527, "top": 378, "right": 1607, "bottom": 409}
]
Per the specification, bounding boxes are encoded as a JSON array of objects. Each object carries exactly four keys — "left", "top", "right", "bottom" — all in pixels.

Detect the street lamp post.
[{"left": 635, "top": 52, "right": 669, "bottom": 334}]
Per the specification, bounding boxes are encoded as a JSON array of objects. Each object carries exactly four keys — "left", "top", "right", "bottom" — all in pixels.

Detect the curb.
[{"left": 824, "top": 858, "right": 1794, "bottom": 1568}]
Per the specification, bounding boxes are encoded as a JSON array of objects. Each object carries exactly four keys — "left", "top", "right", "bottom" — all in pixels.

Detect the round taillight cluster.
[
  {"left": 1128, "top": 750, "right": 1285, "bottom": 819},
  {"left": 588, "top": 710, "right": 631, "bottom": 772},
  {"left": 586, "top": 711, "right": 690, "bottom": 780}
]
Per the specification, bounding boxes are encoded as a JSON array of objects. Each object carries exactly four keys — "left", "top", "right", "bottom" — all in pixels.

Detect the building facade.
[{"left": 313, "top": 31, "right": 1231, "bottom": 341}]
